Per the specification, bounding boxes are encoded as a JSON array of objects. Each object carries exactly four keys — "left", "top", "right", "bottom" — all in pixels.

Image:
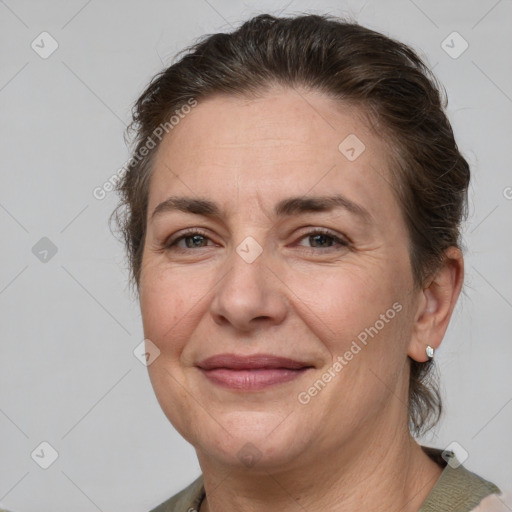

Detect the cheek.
[
  {"left": 283, "top": 262, "right": 401, "bottom": 341},
  {"left": 139, "top": 269, "right": 197, "bottom": 355}
]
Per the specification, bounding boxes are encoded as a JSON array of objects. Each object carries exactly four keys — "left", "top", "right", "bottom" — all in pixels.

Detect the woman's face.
[{"left": 139, "top": 88, "right": 421, "bottom": 470}]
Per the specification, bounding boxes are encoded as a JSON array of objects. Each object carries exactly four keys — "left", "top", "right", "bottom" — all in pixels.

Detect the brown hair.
[{"left": 110, "top": 13, "right": 470, "bottom": 437}]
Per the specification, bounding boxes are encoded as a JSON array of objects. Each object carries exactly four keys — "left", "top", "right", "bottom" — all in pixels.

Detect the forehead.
[
  {"left": 148, "top": 88, "right": 399, "bottom": 223},
  {"left": 156, "top": 88, "right": 378, "bottom": 156}
]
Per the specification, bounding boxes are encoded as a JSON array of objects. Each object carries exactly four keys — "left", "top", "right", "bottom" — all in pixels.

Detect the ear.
[{"left": 407, "top": 246, "right": 464, "bottom": 362}]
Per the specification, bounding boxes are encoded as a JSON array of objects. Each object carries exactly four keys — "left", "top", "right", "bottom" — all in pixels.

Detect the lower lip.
[{"left": 199, "top": 367, "right": 311, "bottom": 390}]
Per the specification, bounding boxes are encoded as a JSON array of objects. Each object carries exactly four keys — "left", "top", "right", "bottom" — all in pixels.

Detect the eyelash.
[{"left": 164, "top": 228, "right": 349, "bottom": 252}]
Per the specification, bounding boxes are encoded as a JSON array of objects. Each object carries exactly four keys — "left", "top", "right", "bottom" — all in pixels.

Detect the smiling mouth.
[{"left": 196, "top": 353, "right": 314, "bottom": 391}]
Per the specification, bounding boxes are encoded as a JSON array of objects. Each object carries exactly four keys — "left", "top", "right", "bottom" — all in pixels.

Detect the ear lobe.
[{"left": 408, "top": 247, "right": 464, "bottom": 363}]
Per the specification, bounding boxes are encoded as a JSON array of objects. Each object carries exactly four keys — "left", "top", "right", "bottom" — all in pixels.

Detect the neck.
[{"left": 197, "top": 419, "right": 443, "bottom": 512}]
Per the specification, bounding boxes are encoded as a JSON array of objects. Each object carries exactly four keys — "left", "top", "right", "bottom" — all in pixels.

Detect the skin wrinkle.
[{"left": 139, "top": 88, "right": 462, "bottom": 511}]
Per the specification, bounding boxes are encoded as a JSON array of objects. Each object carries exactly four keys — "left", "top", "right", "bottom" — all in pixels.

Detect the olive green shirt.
[{"left": 149, "top": 446, "right": 502, "bottom": 511}]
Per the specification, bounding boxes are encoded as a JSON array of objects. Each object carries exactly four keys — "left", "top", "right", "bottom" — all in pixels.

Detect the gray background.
[{"left": 1, "top": 0, "right": 511, "bottom": 510}]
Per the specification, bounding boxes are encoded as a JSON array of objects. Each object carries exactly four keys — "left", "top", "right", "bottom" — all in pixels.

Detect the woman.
[{"left": 111, "top": 13, "right": 504, "bottom": 511}]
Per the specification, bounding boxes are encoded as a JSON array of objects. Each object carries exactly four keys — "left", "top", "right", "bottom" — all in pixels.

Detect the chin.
[{"left": 189, "top": 409, "right": 314, "bottom": 471}]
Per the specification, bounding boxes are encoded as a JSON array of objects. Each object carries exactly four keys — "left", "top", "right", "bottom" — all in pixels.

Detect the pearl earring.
[{"left": 426, "top": 345, "right": 435, "bottom": 359}]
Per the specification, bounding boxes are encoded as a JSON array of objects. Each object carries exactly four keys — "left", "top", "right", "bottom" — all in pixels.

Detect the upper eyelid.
[{"left": 165, "top": 228, "right": 211, "bottom": 245}]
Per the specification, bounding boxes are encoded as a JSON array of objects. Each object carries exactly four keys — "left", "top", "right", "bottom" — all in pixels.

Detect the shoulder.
[
  {"left": 471, "top": 489, "right": 512, "bottom": 511},
  {"left": 149, "top": 475, "right": 205, "bottom": 512},
  {"left": 419, "top": 446, "right": 502, "bottom": 512}
]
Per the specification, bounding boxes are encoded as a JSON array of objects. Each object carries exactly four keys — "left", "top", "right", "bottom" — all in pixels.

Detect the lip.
[
  {"left": 197, "top": 353, "right": 313, "bottom": 370},
  {"left": 196, "top": 353, "right": 314, "bottom": 391}
]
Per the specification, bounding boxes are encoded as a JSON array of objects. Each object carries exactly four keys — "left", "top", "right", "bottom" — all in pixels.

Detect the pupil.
[
  {"left": 311, "top": 234, "right": 330, "bottom": 247},
  {"left": 187, "top": 235, "right": 205, "bottom": 248}
]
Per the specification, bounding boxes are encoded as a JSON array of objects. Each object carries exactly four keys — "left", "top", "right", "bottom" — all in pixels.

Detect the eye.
[
  {"left": 296, "top": 229, "right": 349, "bottom": 250},
  {"left": 162, "top": 228, "right": 349, "bottom": 252},
  {"left": 164, "top": 229, "right": 215, "bottom": 250}
]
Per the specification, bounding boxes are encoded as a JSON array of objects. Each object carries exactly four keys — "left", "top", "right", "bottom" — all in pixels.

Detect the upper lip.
[{"left": 197, "top": 353, "right": 314, "bottom": 370}]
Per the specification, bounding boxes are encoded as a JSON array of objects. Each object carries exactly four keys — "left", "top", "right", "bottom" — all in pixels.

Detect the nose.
[{"left": 209, "top": 241, "right": 288, "bottom": 333}]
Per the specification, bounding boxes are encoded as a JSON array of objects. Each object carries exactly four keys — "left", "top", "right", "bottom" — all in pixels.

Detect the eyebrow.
[{"left": 150, "top": 194, "right": 372, "bottom": 223}]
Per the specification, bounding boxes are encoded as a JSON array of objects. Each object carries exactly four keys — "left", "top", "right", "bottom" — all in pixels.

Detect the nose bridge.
[
  {"left": 223, "top": 190, "right": 271, "bottom": 277},
  {"left": 220, "top": 233, "right": 268, "bottom": 303}
]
